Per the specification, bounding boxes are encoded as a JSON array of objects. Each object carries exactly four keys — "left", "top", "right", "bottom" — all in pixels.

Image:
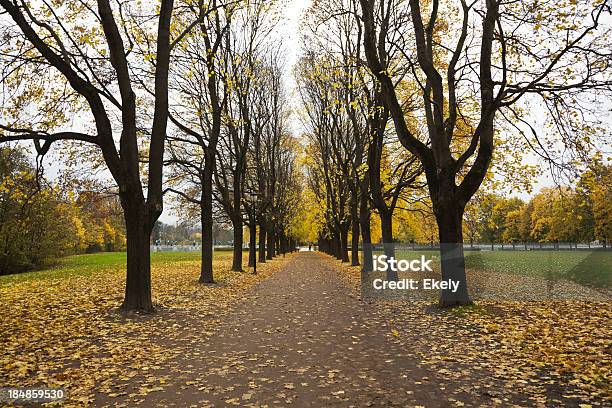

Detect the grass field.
[
  {"left": 2, "top": 249, "right": 610, "bottom": 288},
  {"left": 370, "top": 249, "right": 611, "bottom": 288},
  {"left": 0, "top": 251, "right": 217, "bottom": 285}
]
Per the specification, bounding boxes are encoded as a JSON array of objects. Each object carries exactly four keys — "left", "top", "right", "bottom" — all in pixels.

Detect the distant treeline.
[
  {"left": 0, "top": 147, "right": 126, "bottom": 275},
  {"left": 366, "top": 164, "right": 611, "bottom": 248},
  {"left": 151, "top": 221, "right": 234, "bottom": 246},
  {"left": 462, "top": 164, "right": 611, "bottom": 247}
]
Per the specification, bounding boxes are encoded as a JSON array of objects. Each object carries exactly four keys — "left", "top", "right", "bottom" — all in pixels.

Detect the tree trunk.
[
  {"left": 436, "top": 202, "right": 471, "bottom": 307},
  {"left": 350, "top": 205, "right": 360, "bottom": 266},
  {"left": 248, "top": 220, "right": 256, "bottom": 268},
  {"left": 258, "top": 222, "right": 266, "bottom": 263},
  {"left": 200, "top": 202, "right": 214, "bottom": 283},
  {"left": 200, "top": 164, "right": 214, "bottom": 283},
  {"left": 232, "top": 219, "right": 243, "bottom": 272},
  {"left": 380, "top": 210, "right": 394, "bottom": 250},
  {"left": 266, "top": 226, "right": 274, "bottom": 260},
  {"left": 121, "top": 204, "right": 154, "bottom": 312},
  {"left": 340, "top": 227, "right": 350, "bottom": 263},
  {"left": 379, "top": 210, "right": 397, "bottom": 281},
  {"left": 279, "top": 234, "right": 285, "bottom": 255},
  {"left": 351, "top": 219, "right": 360, "bottom": 266},
  {"left": 333, "top": 231, "right": 342, "bottom": 260},
  {"left": 359, "top": 192, "right": 373, "bottom": 272}
]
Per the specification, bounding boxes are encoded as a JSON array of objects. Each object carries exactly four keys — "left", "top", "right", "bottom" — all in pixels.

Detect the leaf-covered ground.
[
  {"left": 340, "top": 258, "right": 611, "bottom": 406},
  {"left": 1, "top": 251, "right": 610, "bottom": 407},
  {"left": 0, "top": 251, "right": 292, "bottom": 406}
]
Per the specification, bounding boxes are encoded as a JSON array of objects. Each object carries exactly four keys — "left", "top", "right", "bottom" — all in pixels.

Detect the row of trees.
[
  {"left": 0, "top": 0, "right": 301, "bottom": 311},
  {"left": 298, "top": 0, "right": 612, "bottom": 305},
  {"left": 0, "top": 147, "right": 126, "bottom": 275},
  {"left": 163, "top": 0, "right": 302, "bottom": 281},
  {"left": 465, "top": 164, "right": 612, "bottom": 247}
]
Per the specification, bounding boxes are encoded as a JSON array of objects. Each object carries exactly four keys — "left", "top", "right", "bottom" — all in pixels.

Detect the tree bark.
[
  {"left": 266, "top": 226, "right": 275, "bottom": 260},
  {"left": 436, "top": 201, "right": 471, "bottom": 307},
  {"left": 232, "top": 218, "right": 243, "bottom": 271},
  {"left": 248, "top": 220, "right": 256, "bottom": 268},
  {"left": 333, "top": 231, "right": 342, "bottom": 260},
  {"left": 350, "top": 203, "right": 360, "bottom": 266},
  {"left": 359, "top": 188, "right": 373, "bottom": 272},
  {"left": 258, "top": 223, "right": 266, "bottom": 262},
  {"left": 199, "top": 162, "right": 214, "bottom": 283},
  {"left": 121, "top": 202, "right": 154, "bottom": 312},
  {"left": 380, "top": 210, "right": 397, "bottom": 281},
  {"left": 340, "top": 227, "right": 350, "bottom": 263}
]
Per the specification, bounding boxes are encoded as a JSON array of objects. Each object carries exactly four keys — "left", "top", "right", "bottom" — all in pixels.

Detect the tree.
[
  {"left": 0, "top": 0, "right": 193, "bottom": 311},
  {"left": 0, "top": 146, "right": 86, "bottom": 274},
  {"left": 245, "top": 50, "right": 296, "bottom": 263},
  {"left": 214, "top": 0, "right": 276, "bottom": 271},
  {"left": 576, "top": 161, "right": 611, "bottom": 247},
  {"left": 76, "top": 191, "right": 126, "bottom": 252},
  {"left": 357, "top": 0, "right": 612, "bottom": 306},
  {"left": 166, "top": 0, "right": 234, "bottom": 283},
  {"left": 305, "top": 0, "right": 427, "bottom": 274}
]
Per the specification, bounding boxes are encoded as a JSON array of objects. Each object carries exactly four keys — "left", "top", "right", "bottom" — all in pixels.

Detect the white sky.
[{"left": 281, "top": 0, "right": 311, "bottom": 68}]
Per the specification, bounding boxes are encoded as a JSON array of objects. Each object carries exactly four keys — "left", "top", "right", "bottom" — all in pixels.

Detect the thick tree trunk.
[
  {"left": 436, "top": 202, "right": 471, "bottom": 307},
  {"left": 359, "top": 192, "right": 373, "bottom": 272},
  {"left": 266, "top": 226, "right": 275, "bottom": 260},
  {"left": 333, "top": 231, "right": 342, "bottom": 260},
  {"left": 248, "top": 220, "right": 256, "bottom": 268},
  {"left": 121, "top": 204, "right": 154, "bottom": 312},
  {"left": 200, "top": 165, "right": 214, "bottom": 283},
  {"left": 232, "top": 219, "right": 243, "bottom": 271},
  {"left": 351, "top": 207, "right": 360, "bottom": 266},
  {"left": 258, "top": 223, "right": 266, "bottom": 263},
  {"left": 380, "top": 210, "right": 394, "bottom": 251},
  {"left": 278, "top": 234, "right": 284, "bottom": 255},
  {"left": 340, "top": 227, "right": 350, "bottom": 263},
  {"left": 379, "top": 210, "right": 397, "bottom": 281},
  {"left": 200, "top": 202, "right": 214, "bottom": 283}
]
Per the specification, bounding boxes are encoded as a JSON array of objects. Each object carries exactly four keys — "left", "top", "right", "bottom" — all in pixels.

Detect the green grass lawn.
[
  {"left": 371, "top": 249, "right": 611, "bottom": 288},
  {"left": 3, "top": 249, "right": 610, "bottom": 289},
  {"left": 0, "top": 251, "right": 233, "bottom": 285}
]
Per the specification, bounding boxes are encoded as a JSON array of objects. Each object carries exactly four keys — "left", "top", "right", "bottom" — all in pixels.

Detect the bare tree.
[
  {"left": 166, "top": 0, "right": 232, "bottom": 283},
  {"left": 214, "top": 0, "right": 274, "bottom": 271},
  {"left": 358, "top": 0, "right": 612, "bottom": 305}
]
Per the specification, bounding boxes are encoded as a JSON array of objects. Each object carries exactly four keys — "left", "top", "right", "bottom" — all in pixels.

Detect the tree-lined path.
[{"left": 96, "top": 252, "right": 501, "bottom": 407}]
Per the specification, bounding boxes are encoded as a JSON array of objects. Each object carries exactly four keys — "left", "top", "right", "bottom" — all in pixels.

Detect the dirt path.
[{"left": 98, "top": 252, "right": 498, "bottom": 407}]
